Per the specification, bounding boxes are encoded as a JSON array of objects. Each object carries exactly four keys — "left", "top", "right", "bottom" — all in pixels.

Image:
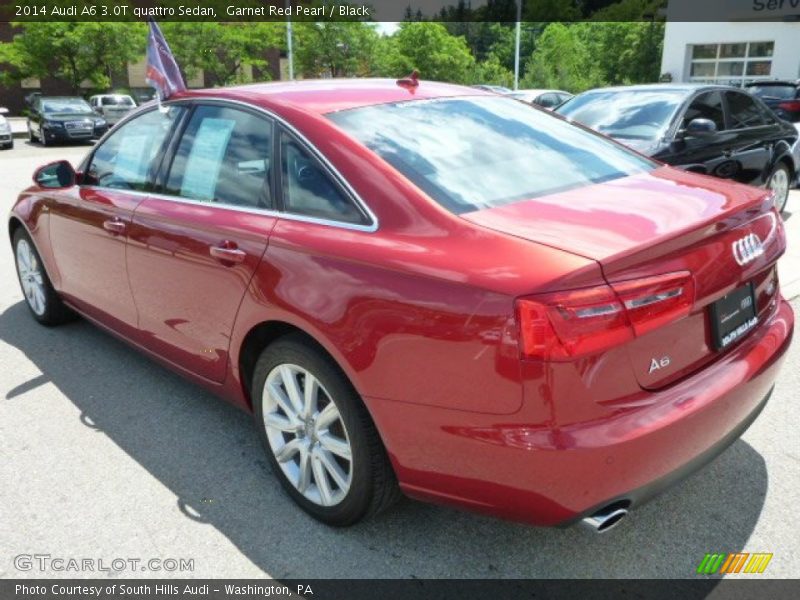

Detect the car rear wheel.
[
  {"left": 252, "top": 335, "right": 400, "bottom": 526},
  {"left": 767, "top": 163, "right": 791, "bottom": 213},
  {"left": 13, "top": 228, "right": 74, "bottom": 326}
]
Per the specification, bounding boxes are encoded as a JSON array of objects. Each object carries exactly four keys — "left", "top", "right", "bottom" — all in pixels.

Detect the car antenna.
[{"left": 397, "top": 70, "right": 420, "bottom": 91}]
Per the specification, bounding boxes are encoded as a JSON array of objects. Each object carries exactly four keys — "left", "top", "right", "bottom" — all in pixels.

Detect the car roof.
[
  {"left": 745, "top": 80, "right": 799, "bottom": 86},
  {"left": 40, "top": 96, "right": 88, "bottom": 100},
  {"left": 173, "top": 78, "right": 492, "bottom": 115},
  {"left": 514, "top": 89, "right": 570, "bottom": 95},
  {"left": 575, "top": 83, "right": 740, "bottom": 95}
]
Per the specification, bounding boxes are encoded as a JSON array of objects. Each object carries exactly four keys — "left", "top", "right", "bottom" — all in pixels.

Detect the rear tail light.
[
  {"left": 516, "top": 272, "right": 694, "bottom": 360},
  {"left": 778, "top": 100, "right": 800, "bottom": 112}
]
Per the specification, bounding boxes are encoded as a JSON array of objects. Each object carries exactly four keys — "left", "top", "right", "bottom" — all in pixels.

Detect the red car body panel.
[{"left": 8, "top": 80, "right": 794, "bottom": 526}]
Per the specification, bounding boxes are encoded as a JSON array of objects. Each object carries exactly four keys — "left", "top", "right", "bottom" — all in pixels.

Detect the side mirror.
[
  {"left": 33, "top": 160, "right": 77, "bottom": 189},
  {"left": 684, "top": 118, "right": 717, "bottom": 138}
]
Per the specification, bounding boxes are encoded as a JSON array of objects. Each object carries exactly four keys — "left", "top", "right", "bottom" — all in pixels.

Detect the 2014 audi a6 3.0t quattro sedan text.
[{"left": 8, "top": 79, "right": 793, "bottom": 532}]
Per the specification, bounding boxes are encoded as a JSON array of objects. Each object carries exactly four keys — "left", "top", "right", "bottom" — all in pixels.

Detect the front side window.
[
  {"left": 682, "top": 91, "right": 725, "bottom": 131},
  {"left": 166, "top": 105, "right": 273, "bottom": 209},
  {"left": 280, "top": 133, "right": 366, "bottom": 224},
  {"left": 332, "top": 96, "right": 654, "bottom": 215},
  {"left": 726, "top": 92, "right": 767, "bottom": 129},
  {"left": 85, "top": 107, "right": 183, "bottom": 191}
]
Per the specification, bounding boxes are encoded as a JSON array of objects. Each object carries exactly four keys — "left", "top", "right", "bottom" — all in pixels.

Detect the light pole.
[
  {"left": 286, "top": 0, "right": 294, "bottom": 81},
  {"left": 513, "top": 0, "right": 522, "bottom": 90}
]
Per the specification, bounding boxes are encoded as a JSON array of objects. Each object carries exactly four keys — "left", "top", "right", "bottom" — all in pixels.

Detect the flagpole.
[
  {"left": 286, "top": 1, "right": 294, "bottom": 81},
  {"left": 513, "top": 0, "right": 521, "bottom": 90}
]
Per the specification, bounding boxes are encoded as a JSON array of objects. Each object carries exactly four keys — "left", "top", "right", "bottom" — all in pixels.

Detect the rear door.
[
  {"left": 126, "top": 102, "right": 277, "bottom": 382},
  {"left": 49, "top": 106, "right": 184, "bottom": 334}
]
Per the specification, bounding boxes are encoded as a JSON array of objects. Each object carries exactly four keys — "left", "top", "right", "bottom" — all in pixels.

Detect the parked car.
[
  {"left": 10, "top": 80, "right": 793, "bottom": 531},
  {"left": 89, "top": 93, "right": 137, "bottom": 125},
  {"left": 557, "top": 84, "right": 797, "bottom": 212},
  {"left": 27, "top": 96, "right": 108, "bottom": 146},
  {"left": 471, "top": 84, "right": 512, "bottom": 94},
  {"left": 0, "top": 107, "right": 12, "bottom": 150},
  {"left": 510, "top": 88, "right": 573, "bottom": 109},
  {"left": 745, "top": 80, "right": 800, "bottom": 123}
]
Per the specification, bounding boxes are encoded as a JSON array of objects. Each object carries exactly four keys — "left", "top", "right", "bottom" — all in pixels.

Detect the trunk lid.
[{"left": 463, "top": 167, "right": 785, "bottom": 389}]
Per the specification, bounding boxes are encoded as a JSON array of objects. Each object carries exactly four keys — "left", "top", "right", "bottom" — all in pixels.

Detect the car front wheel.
[
  {"left": 13, "top": 228, "right": 74, "bottom": 326},
  {"left": 767, "top": 163, "right": 791, "bottom": 213},
  {"left": 252, "top": 335, "right": 400, "bottom": 526}
]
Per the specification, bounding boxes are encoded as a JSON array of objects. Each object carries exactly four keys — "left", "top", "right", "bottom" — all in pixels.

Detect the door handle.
[
  {"left": 210, "top": 242, "right": 246, "bottom": 265},
  {"left": 103, "top": 218, "right": 126, "bottom": 235}
]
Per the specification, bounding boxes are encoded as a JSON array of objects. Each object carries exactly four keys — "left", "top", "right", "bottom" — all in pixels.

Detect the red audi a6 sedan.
[{"left": 9, "top": 79, "right": 793, "bottom": 532}]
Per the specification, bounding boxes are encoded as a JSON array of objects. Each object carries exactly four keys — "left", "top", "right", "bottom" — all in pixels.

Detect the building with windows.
[{"left": 660, "top": 20, "right": 800, "bottom": 87}]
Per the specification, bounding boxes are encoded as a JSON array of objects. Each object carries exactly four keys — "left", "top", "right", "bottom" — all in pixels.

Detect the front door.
[
  {"left": 49, "top": 106, "right": 184, "bottom": 334},
  {"left": 126, "top": 103, "right": 277, "bottom": 382}
]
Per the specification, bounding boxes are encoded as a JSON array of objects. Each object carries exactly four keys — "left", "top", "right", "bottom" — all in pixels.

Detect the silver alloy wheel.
[
  {"left": 768, "top": 167, "right": 790, "bottom": 212},
  {"left": 262, "top": 363, "right": 353, "bottom": 507},
  {"left": 16, "top": 238, "right": 46, "bottom": 316}
]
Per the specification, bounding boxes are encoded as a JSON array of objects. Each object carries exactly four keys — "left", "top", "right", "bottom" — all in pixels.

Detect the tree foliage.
[
  {"left": 0, "top": 22, "right": 145, "bottom": 93},
  {"left": 375, "top": 22, "right": 476, "bottom": 83},
  {"left": 292, "top": 21, "right": 379, "bottom": 78},
  {"left": 161, "top": 22, "right": 283, "bottom": 87}
]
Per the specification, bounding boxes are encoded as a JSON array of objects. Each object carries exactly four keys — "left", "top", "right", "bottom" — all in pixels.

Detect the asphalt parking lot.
[{"left": 1, "top": 140, "right": 799, "bottom": 579}]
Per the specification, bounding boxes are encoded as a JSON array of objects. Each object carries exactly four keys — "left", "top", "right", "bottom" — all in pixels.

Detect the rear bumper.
[{"left": 369, "top": 297, "right": 793, "bottom": 526}]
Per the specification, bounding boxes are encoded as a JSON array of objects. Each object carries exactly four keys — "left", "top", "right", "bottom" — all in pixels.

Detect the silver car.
[{"left": 88, "top": 94, "right": 137, "bottom": 125}]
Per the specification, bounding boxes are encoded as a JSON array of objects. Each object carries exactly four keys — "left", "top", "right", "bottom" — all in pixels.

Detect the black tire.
[
  {"left": 252, "top": 334, "right": 401, "bottom": 526},
  {"left": 12, "top": 228, "right": 75, "bottom": 326},
  {"left": 766, "top": 162, "right": 791, "bottom": 213}
]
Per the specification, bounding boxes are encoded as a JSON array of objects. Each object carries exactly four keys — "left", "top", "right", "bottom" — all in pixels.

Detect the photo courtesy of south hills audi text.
[{"left": 1, "top": 0, "right": 800, "bottom": 596}]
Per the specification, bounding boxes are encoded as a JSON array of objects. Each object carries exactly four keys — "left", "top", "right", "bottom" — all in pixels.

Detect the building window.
[{"left": 689, "top": 41, "right": 773, "bottom": 86}]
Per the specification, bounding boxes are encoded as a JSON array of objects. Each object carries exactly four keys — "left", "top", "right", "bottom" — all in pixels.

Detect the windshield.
[
  {"left": 102, "top": 96, "right": 135, "bottom": 106},
  {"left": 557, "top": 90, "right": 685, "bottom": 140},
  {"left": 747, "top": 85, "right": 797, "bottom": 100},
  {"left": 329, "top": 96, "right": 654, "bottom": 214},
  {"left": 42, "top": 99, "right": 93, "bottom": 114}
]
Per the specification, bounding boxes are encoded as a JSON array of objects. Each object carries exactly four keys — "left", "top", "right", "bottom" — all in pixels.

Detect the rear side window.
[
  {"left": 330, "top": 96, "right": 653, "bottom": 214},
  {"left": 279, "top": 132, "right": 367, "bottom": 225},
  {"left": 166, "top": 105, "right": 273, "bottom": 209},
  {"left": 86, "top": 107, "right": 183, "bottom": 191},
  {"left": 726, "top": 92, "right": 768, "bottom": 129},
  {"left": 682, "top": 91, "right": 725, "bottom": 131}
]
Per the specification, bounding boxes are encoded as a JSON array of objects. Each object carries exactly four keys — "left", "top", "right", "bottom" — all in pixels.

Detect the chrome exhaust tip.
[{"left": 581, "top": 505, "right": 629, "bottom": 533}]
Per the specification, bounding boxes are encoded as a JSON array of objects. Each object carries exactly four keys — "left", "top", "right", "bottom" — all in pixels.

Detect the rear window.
[
  {"left": 101, "top": 96, "right": 135, "bottom": 106},
  {"left": 556, "top": 89, "right": 685, "bottom": 140},
  {"left": 329, "top": 96, "right": 653, "bottom": 214}
]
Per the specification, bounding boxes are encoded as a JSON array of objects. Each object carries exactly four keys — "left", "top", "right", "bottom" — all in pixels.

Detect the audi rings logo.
[{"left": 732, "top": 233, "right": 765, "bottom": 266}]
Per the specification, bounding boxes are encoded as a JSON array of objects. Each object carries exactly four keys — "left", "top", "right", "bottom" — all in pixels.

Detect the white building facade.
[{"left": 660, "top": 21, "right": 800, "bottom": 87}]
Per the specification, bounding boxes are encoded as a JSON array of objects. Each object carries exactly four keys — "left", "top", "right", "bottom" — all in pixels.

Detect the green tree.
[
  {"left": 161, "top": 22, "right": 283, "bottom": 87},
  {"left": 519, "top": 23, "right": 603, "bottom": 92},
  {"left": 375, "top": 22, "right": 475, "bottom": 83},
  {"left": 467, "top": 54, "right": 514, "bottom": 87},
  {"left": 0, "top": 22, "right": 145, "bottom": 93},
  {"left": 576, "top": 21, "right": 664, "bottom": 85},
  {"left": 293, "top": 21, "right": 379, "bottom": 78}
]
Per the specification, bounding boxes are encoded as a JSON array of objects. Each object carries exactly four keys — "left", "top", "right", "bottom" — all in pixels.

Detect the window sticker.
[
  {"left": 113, "top": 130, "right": 154, "bottom": 184},
  {"left": 180, "top": 117, "right": 236, "bottom": 201}
]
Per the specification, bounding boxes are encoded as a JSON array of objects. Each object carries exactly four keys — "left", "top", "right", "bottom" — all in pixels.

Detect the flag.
[{"left": 145, "top": 20, "right": 186, "bottom": 101}]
